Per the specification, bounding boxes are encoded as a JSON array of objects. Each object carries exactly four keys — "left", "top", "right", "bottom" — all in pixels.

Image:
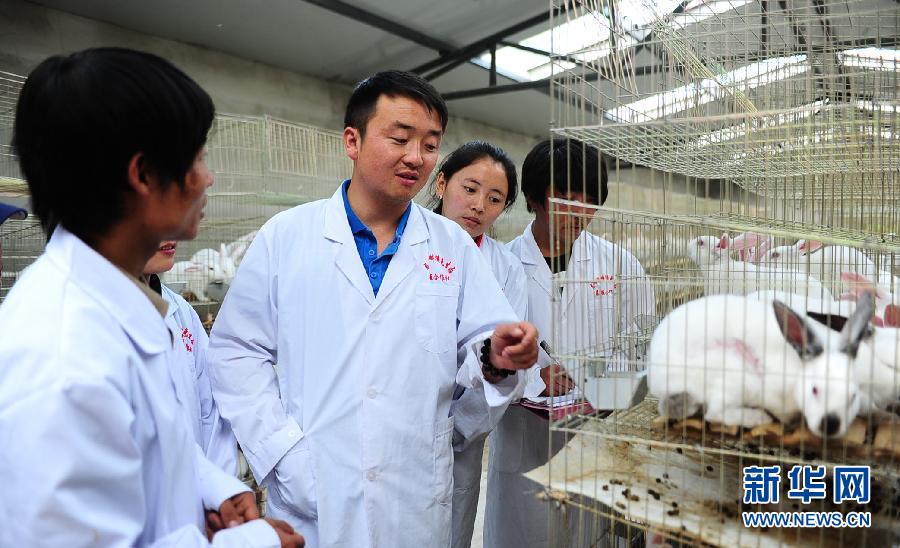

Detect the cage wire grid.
[
  {"left": 540, "top": 0, "right": 900, "bottom": 545},
  {"left": 0, "top": 92, "right": 355, "bottom": 305}
]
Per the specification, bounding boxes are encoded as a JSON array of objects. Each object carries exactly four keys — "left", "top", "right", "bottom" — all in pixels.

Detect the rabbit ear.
[
  {"left": 717, "top": 233, "right": 730, "bottom": 250},
  {"left": 840, "top": 290, "right": 876, "bottom": 357},
  {"left": 797, "top": 240, "right": 823, "bottom": 256},
  {"left": 884, "top": 304, "right": 900, "bottom": 328},
  {"left": 218, "top": 244, "right": 229, "bottom": 270},
  {"left": 751, "top": 236, "right": 775, "bottom": 264},
  {"left": 772, "top": 300, "right": 824, "bottom": 359},
  {"left": 732, "top": 232, "right": 763, "bottom": 262},
  {"left": 841, "top": 271, "right": 889, "bottom": 301}
]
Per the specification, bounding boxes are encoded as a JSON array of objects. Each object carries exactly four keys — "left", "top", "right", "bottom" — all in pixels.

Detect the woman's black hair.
[
  {"left": 430, "top": 140, "right": 518, "bottom": 213},
  {"left": 13, "top": 47, "right": 215, "bottom": 241},
  {"left": 521, "top": 138, "right": 607, "bottom": 212}
]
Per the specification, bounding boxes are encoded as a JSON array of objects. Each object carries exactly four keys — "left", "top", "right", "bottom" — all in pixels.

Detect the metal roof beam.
[
  {"left": 302, "top": 0, "right": 453, "bottom": 53},
  {"left": 410, "top": 8, "right": 562, "bottom": 77}
]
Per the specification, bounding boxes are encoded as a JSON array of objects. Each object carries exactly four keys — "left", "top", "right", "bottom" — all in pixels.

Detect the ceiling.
[{"left": 27, "top": 0, "right": 556, "bottom": 136}]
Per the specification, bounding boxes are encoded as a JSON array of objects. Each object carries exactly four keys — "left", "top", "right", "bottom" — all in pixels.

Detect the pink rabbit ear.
[
  {"left": 841, "top": 271, "right": 870, "bottom": 284},
  {"left": 731, "top": 232, "right": 750, "bottom": 260},
  {"left": 717, "top": 233, "right": 730, "bottom": 250},
  {"left": 841, "top": 271, "right": 890, "bottom": 301},
  {"left": 885, "top": 304, "right": 900, "bottom": 328},
  {"left": 798, "top": 240, "right": 823, "bottom": 256}
]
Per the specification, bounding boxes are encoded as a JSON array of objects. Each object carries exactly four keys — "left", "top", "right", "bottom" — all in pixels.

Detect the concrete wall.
[{"left": 0, "top": 0, "right": 541, "bottom": 161}]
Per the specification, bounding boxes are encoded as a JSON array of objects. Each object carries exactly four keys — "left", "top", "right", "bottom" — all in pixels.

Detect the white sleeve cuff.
[
  {"left": 243, "top": 417, "right": 304, "bottom": 483},
  {"left": 211, "top": 519, "right": 281, "bottom": 548},
  {"left": 196, "top": 446, "right": 251, "bottom": 510}
]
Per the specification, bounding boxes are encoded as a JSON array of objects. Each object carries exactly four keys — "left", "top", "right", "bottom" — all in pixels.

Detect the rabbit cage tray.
[{"left": 529, "top": 399, "right": 900, "bottom": 547}]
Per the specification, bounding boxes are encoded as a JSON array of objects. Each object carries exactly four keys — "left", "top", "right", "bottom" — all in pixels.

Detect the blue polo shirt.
[{"left": 341, "top": 180, "right": 411, "bottom": 296}]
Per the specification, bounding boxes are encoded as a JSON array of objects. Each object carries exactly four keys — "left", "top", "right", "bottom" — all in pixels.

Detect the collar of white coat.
[
  {"left": 44, "top": 226, "right": 173, "bottom": 354},
  {"left": 159, "top": 283, "right": 182, "bottom": 321},
  {"left": 322, "top": 185, "right": 429, "bottom": 246},
  {"left": 519, "top": 220, "right": 592, "bottom": 266}
]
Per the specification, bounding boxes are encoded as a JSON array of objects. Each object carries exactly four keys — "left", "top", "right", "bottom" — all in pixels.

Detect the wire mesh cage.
[
  {"left": 540, "top": 207, "right": 900, "bottom": 546},
  {"left": 0, "top": 215, "right": 43, "bottom": 302},
  {"left": 0, "top": 105, "right": 352, "bottom": 306},
  {"left": 539, "top": 0, "right": 900, "bottom": 545},
  {"left": 165, "top": 114, "right": 351, "bottom": 304},
  {"left": 551, "top": 0, "right": 898, "bottom": 217}
]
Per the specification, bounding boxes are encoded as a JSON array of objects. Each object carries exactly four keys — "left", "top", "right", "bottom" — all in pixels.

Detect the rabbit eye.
[
  {"left": 812, "top": 386, "right": 819, "bottom": 397},
  {"left": 698, "top": 241, "right": 705, "bottom": 246},
  {"left": 772, "top": 252, "right": 780, "bottom": 258}
]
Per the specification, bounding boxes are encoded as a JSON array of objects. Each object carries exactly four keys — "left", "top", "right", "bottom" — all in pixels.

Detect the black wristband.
[{"left": 481, "top": 337, "right": 513, "bottom": 379}]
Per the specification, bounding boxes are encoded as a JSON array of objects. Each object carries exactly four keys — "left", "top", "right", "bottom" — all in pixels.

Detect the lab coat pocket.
[
  {"left": 433, "top": 416, "right": 454, "bottom": 505},
  {"left": 415, "top": 283, "right": 460, "bottom": 354},
  {"left": 272, "top": 438, "right": 318, "bottom": 519}
]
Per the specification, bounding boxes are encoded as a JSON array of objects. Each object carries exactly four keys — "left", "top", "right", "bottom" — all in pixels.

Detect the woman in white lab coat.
[
  {"left": 0, "top": 48, "right": 300, "bottom": 547},
  {"left": 143, "top": 241, "right": 240, "bottom": 475},
  {"left": 486, "top": 139, "right": 656, "bottom": 547},
  {"left": 430, "top": 141, "right": 528, "bottom": 548}
]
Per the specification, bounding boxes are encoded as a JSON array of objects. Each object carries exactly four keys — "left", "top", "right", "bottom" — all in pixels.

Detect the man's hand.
[
  {"left": 540, "top": 363, "right": 575, "bottom": 396},
  {"left": 266, "top": 518, "right": 305, "bottom": 548},
  {"left": 490, "top": 321, "right": 539, "bottom": 372},
  {"left": 206, "top": 491, "right": 259, "bottom": 536}
]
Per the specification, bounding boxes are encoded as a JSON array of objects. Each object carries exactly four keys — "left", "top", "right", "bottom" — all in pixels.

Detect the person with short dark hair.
[
  {"left": 208, "top": 71, "right": 539, "bottom": 546},
  {"left": 485, "top": 138, "right": 655, "bottom": 547},
  {"left": 0, "top": 47, "right": 302, "bottom": 547},
  {"left": 427, "top": 140, "right": 528, "bottom": 548}
]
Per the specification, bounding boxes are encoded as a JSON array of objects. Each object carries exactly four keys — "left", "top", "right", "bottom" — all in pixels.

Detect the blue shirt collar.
[{"left": 341, "top": 179, "right": 411, "bottom": 243}]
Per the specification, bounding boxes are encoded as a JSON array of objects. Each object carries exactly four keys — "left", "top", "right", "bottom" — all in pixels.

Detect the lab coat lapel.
[
  {"left": 563, "top": 231, "right": 592, "bottom": 314},
  {"left": 374, "top": 204, "right": 428, "bottom": 307},
  {"left": 521, "top": 222, "right": 552, "bottom": 298},
  {"left": 323, "top": 189, "right": 375, "bottom": 306}
]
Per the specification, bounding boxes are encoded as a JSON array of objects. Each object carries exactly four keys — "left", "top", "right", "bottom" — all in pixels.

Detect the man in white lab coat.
[
  {"left": 0, "top": 48, "right": 302, "bottom": 547},
  {"left": 208, "top": 71, "right": 539, "bottom": 547},
  {"left": 485, "top": 139, "right": 656, "bottom": 547}
]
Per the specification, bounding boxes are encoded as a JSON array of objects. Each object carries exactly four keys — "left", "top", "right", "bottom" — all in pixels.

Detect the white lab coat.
[
  {"left": 484, "top": 222, "right": 656, "bottom": 547},
  {"left": 450, "top": 234, "right": 528, "bottom": 548},
  {"left": 0, "top": 227, "right": 278, "bottom": 547},
  {"left": 160, "top": 285, "right": 240, "bottom": 474},
  {"left": 208, "top": 187, "right": 527, "bottom": 547}
]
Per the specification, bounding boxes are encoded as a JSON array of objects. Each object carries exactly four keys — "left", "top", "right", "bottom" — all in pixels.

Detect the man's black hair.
[
  {"left": 344, "top": 70, "right": 448, "bottom": 136},
  {"left": 520, "top": 138, "right": 607, "bottom": 213},
  {"left": 431, "top": 140, "right": 518, "bottom": 213},
  {"left": 13, "top": 47, "right": 215, "bottom": 240}
]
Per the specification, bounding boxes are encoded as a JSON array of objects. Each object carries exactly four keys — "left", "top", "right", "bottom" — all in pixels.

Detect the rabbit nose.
[{"left": 820, "top": 414, "right": 841, "bottom": 437}]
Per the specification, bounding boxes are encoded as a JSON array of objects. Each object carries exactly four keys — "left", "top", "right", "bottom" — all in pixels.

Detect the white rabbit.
[
  {"left": 164, "top": 260, "right": 210, "bottom": 302},
  {"left": 762, "top": 240, "right": 882, "bottom": 296},
  {"left": 687, "top": 234, "right": 736, "bottom": 294},
  {"left": 806, "top": 308, "right": 900, "bottom": 412},
  {"left": 225, "top": 230, "right": 258, "bottom": 267},
  {"left": 688, "top": 234, "right": 828, "bottom": 298},
  {"left": 190, "top": 243, "right": 236, "bottom": 284},
  {"left": 649, "top": 293, "right": 873, "bottom": 438}
]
